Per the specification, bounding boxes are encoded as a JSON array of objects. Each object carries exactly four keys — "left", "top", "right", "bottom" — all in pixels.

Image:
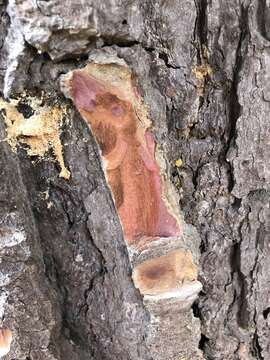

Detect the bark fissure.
[
  {"left": 225, "top": 3, "right": 250, "bottom": 159},
  {"left": 194, "top": 0, "right": 208, "bottom": 63}
]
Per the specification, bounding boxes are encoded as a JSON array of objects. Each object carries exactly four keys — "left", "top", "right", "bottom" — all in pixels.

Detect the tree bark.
[{"left": 0, "top": 0, "right": 269, "bottom": 359}]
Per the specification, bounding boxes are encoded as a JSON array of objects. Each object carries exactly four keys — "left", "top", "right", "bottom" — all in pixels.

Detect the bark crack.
[
  {"left": 194, "top": 0, "right": 208, "bottom": 64},
  {"left": 225, "top": 2, "right": 250, "bottom": 191}
]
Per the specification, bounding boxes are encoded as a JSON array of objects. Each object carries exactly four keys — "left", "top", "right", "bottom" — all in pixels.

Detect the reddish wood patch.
[{"left": 69, "top": 64, "right": 180, "bottom": 246}]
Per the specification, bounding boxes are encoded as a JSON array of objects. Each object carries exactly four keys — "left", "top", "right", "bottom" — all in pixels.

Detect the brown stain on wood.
[
  {"left": 66, "top": 63, "right": 180, "bottom": 246},
  {"left": 132, "top": 250, "right": 197, "bottom": 295}
]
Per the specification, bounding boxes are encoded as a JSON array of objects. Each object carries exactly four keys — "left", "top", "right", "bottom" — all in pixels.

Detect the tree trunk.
[{"left": 0, "top": 0, "right": 269, "bottom": 359}]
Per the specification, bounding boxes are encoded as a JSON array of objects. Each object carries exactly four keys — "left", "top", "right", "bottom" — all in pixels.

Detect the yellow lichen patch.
[
  {"left": 192, "top": 64, "right": 212, "bottom": 81},
  {"left": 202, "top": 44, "right": 210, "bottom": 60},
  {"left": 175, "top": 158, "right": 183, "bottom": 168},
  {"left": 192, "top": 63, "right": 212, "bottom": 96},
  {"left": 0, "top": 97, "right": 70, "bottom": 179}
]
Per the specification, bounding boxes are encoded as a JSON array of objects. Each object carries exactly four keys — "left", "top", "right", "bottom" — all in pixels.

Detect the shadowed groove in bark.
[
  {"left": 225, "top": 2, "right": 250, "bottom": 180},
  {"left": 194, "top": 0, "right": 208, "bottom": 63},
  {"left": 225, "top": 2, "right": 251, "bottom": 345},
  {"left": 22, "top": 162, "right": 99, "bottom": 358},
  {"left": 252, "top": 332, "right": 263, "bottom": 360},
  {"left": 191, "top": 2, "right": 253, "bottom": 359},
  {"left": 191, "top": 0, "right": 209, "bottom": 355},
  {"left": 230, "top": 242, "right": 249, "bottom": 329}
]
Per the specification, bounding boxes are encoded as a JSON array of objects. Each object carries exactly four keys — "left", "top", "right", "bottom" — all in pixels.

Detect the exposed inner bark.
[{"left": 64, "top": 63, "right": 181, "bottom": 245}]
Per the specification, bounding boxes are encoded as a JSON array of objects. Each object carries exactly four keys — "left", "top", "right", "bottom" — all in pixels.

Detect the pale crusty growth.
[
  {"left": 132, "top": 249, "right": 197, "bottom": 296},
  {"left": 0, "top": 97, "right": 70, "bottom": 179},
  {"left": 0, "top": 328, "right": 12, "bottom": 357}
]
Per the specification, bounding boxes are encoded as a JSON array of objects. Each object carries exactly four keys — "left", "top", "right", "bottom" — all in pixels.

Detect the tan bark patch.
[{"left": 132, "top": 249, "right": 197, "bottom": 295}]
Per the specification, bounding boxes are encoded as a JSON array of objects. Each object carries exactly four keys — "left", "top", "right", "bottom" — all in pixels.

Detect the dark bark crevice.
[
  {"left": 252, "top": 332, "right": 263, "bottom": 360},
  {"left": 194, "top": 0, "right": 208, "bottom": 64},
  {"left": 226, "top": 4, "right": 250, "bottom": 141}
]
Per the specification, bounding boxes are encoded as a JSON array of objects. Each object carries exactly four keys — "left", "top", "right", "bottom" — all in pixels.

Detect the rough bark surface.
[{"left": 0, "top": 0, "right": 269, "bottom": 359}]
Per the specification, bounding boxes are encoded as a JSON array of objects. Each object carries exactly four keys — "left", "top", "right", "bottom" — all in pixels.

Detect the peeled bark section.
[
  {"left": 62, "top": 62, "right": 181, "bottom": 246},
  {"left": 61, "top": 57, "right": 202, "bottom": 360}
]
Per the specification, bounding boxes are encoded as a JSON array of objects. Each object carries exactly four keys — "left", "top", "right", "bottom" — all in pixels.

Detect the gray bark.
[{"left": 0, "top": 0, "right": 269, "bottom": 359}]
